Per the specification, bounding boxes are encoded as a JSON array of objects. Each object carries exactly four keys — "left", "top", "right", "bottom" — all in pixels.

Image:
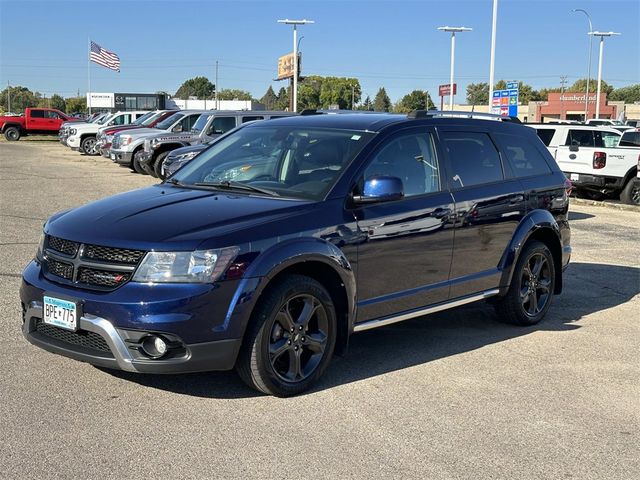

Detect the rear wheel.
[
  {"left": 154, "top": 152, "right": 169, "bottom": 180},
  {"left": 236, "top": 275, "right": 337, "bottom": 397},
  {"left": 495, "top": 240, "right": 555, "bottom": 326},
  {"left": 81, "top": 136, "right": 98, "bottom": 155},
  {"left": 620, "top": 178, "right": 640, "bottom": 206},
  {"left": 4, "top": 126, "right": 21, "bottom": 141}
]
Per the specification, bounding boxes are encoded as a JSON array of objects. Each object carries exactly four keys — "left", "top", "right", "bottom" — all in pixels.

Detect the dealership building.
[{"left": 86, "top": 92, "right": 264, "bottom": 112}]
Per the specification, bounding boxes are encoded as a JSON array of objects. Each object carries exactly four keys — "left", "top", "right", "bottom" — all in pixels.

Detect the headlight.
[
  {"left": 121, "top": 136, "right": 133, "bottom": 146},
  {"left": 132, "top": 247, "right": 239, "bottom": 283},
  {"left": 69, "top": 128, "right": 77, "bottom": 135},
  {"left": 175, "top": 151, "right": 199, "bottom": 161},
  {"left": 35, "top": 231, "right": 45, "bottom": 261},
  {"left": 105, "top": 135, "right": 113, "bottom": 142}
]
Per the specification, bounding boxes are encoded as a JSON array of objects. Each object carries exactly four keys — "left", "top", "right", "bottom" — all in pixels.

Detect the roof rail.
[
  {"left": 408, "top": 110, "right": 522, "bottom": 124},
  {"left": 299, "top": 108, "right": 393, "bottom": 116}
]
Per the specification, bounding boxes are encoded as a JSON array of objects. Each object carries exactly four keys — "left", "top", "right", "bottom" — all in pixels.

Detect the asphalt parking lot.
[{"left": 1, "top": 140, "right": 638, "bottom": 479}]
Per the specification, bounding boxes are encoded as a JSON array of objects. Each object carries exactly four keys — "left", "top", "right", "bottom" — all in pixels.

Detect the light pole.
[
  {"left": 572, "top": 9, "right": 593, "bottom": 120},
  {"left": 488, "top": 0, "right": 498, "bottom": 111},
  {"left": 437, "top": 26, "right": 472, "bottom": 110},
  {"left": 589, "top": 31, "right": 621, "bottom": 119},
  {"left": 277, "top": 19, "right": 314, "bottom": 112}
]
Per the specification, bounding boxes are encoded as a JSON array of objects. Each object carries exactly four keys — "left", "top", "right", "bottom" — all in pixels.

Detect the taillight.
[{"left": 593, "top": 151, "right": 606, "bottom": 169}]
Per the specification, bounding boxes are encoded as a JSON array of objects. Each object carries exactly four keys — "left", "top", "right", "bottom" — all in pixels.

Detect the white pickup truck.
[{"left": 555, "top": 142, "right": 640, "bottom": 205}]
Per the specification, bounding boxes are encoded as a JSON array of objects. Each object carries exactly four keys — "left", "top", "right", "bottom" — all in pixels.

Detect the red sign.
[{"left": 439, "top": 83, "right": 457, "bottom": 96}]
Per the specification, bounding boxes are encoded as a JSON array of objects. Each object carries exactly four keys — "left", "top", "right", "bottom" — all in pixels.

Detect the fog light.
[{"left": 141, "top": 335, "right": 168, "bottom": 359}]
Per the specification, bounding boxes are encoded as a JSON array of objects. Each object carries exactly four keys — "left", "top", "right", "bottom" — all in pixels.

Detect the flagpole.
[{"left": 87, "top": 38, "right": 91, "bottom": 114}]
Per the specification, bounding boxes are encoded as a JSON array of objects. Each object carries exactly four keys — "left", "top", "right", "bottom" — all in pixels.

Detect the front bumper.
[
  {"left": 66, "top": 136, "right": 80, "bottom": 148},
  {"left": 22, "top": 301, "right": 241, "bottom": 373},
  {"left": 110, "top": 149, "right": 134, "bottom": 165}
]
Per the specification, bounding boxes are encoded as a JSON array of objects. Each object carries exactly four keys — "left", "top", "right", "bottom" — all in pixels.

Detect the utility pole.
[
  {"left": 560, "top": 76, "right": 568, "bottom": 120},
  {"left": 215, "top": 60, "right": 219, "bottom": 110},
  {"left": 351, "top": 84, "right": 355, "bottom": 110},
  {"left": 7, "top": 81, "right": 10, "bottom": 113},
  {"left": 488, "top": 0, "right": 498, "bottom": 111}
]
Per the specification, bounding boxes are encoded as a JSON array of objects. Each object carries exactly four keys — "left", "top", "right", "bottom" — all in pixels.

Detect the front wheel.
[
  {"left": 81, "top": 136, "right": 98, "bottom": 155},
  {"left": 4, "top": 126, "right": 21, "bottom": 141},
  {"left": 494, "top": 240, "right": 556, "bottom": 326},
  {"left": 620, "top": 178, "right": 640, "bottom": 206},
  {"left": 132, "top": 151, "right": 146, "bottom": 174},
  {"left": 154, "top": 152, "right": 169, "bottom": 180},
  {"left": 236, "top": 275, "right": 337, "bottom": 396}
]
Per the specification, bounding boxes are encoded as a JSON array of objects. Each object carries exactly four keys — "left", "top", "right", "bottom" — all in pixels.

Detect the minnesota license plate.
[{"left": 43, "top": 296, "right": 78, "bottom": 331}]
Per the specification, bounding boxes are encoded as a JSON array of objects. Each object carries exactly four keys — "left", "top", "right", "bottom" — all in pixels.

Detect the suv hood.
[
  {"left": 115, "top": 127, "right": 164, "bottom": 140},
  {"left": 46, "top": 185, "right": 313, "bottom": 251}
]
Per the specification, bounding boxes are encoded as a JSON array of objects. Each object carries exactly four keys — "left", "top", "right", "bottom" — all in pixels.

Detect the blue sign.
[{"left": 506, "top": 81, "right": 518, "bottom": 90}]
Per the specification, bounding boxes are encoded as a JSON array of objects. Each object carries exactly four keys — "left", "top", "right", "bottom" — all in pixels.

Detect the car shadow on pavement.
[
  {"left": 568, "top": 211, "right": 595, "bottom": 221},
  {"left": 104, "top": 262, "right": 639, "bottom": 398}
]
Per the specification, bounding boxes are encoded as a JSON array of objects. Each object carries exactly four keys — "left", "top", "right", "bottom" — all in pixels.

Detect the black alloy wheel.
[
  {"left": 519, "top": 252, "right": 552, "bottom": 317},
  {"left": 4, "top": 126, "right": 21, "bottom": 141},
  {"left": 236, "top": 274, "right": 337, "bottom": 396}
]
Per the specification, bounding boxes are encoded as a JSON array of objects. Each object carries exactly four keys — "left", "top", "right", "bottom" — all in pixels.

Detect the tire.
[
  {"left": 494, "top": 240, "right": 556, "bottom": 326},
  {"left": 620, "top": 178, "right": 640, "bottom": 206},
  {"left": 4, "top": 126, "right": 21, "bottom": 141},
  {"left": 132, "top": 151, "right": 146, "bottom": 174},
  {"left": 236, "top": 274, "right": 337, "bottom": 397},
  {"left": 154, "top": 152, "right": 169, "bottom": 180},
  {"left": 80, "top": 136, "right": 98, "bottom": 155},
  {"left": 574, "top": 188, "right": 604, "bottom": 201}
]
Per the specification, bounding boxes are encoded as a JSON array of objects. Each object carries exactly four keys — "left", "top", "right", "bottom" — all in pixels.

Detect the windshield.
[
  {"left": 191, "top": 114, "right": 214, "bottom": 134},
  {"left": 171, "top": 125, "right": 375, "bottom": 200},
  {"left": 96, "top": 113, "right": 114, "bottom": 125},
  {"left": 132, "top": 111, "right": 157, "bottom": 126},
  {"left": 156, "top": 112, "right": 184, "bottom": 130}
]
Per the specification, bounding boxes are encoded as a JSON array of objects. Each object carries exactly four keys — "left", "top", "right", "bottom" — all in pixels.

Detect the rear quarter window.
[
  {"left": 619, "top": 132, "right": 640, "bottom": 147},
  {"left": 495, "top": 133, "right": 552, "bottom": 178},
  {"left": 535, "top": 128, "right": 555, "bottom": 146}
]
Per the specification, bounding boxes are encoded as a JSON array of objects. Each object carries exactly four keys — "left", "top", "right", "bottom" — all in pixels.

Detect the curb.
[{"left": 570, "top": 197, "right": 640, "bottom": 212}]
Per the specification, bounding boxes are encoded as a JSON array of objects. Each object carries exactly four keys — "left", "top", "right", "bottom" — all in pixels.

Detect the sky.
[{"left": 1, "top": 0, "right": 639, "bottom": 104}]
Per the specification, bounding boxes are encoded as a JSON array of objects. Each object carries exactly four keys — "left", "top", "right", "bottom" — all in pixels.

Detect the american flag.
[{"left": 90, "top": 41, "right": 120, "bottom": 72}]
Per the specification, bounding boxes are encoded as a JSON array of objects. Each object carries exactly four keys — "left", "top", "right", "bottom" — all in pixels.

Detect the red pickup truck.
[{"left": 0, "top": 108, "right": 79, "bottom": 141}]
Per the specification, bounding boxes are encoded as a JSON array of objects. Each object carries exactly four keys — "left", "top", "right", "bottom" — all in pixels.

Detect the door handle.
[
  {"left": 433, "top": 207, "right": 452, "bottom": 219},
  {"left": 509, "top": 194, "right": 524, "bottom": 204},
  {"left": 569, "top": 154, "right": 577, "bottom": 160}
]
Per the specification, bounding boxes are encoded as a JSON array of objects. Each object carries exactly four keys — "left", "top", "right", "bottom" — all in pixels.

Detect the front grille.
[
  {"left": 45, "top": 258, "right": 74, "bottom": 280},
  {"left": 112, "top": 136, "right": 121, "bottom": 149},
  {"left": 48, "top": 236, "right": 79, "bottom": 256},
  {"left": 34, "top": 319, "right": 112, "bottom": 354},
  {"left": 43, "top": 235, "right": 146, "bottom": 291},
  {"left": 77, "top": 267, "right": 131, "bottom": 288},
  {"left": 82, "top": 244, "right": 144, "bottom": 264}
]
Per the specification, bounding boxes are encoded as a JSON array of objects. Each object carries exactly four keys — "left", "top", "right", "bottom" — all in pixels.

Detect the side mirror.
[
  {"left": 569, "top": 142, "right": 579, "bottom": 152},
  {"left": 353, "top": 176, "right": 404, "bottom": 205}
]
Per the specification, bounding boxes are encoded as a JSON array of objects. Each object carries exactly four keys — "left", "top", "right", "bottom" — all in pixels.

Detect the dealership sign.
[
  {"left": 277, "top": 52, "right": 301, "bottom": 80},
  {"left": 86, "top": 92, "right": 114, "bottom": 108},
  {"left": 438, "top": 83, "right": 457, "bottom": 97}
]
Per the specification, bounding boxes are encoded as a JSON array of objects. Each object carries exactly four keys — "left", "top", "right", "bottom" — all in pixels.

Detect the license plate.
[
  {"left": 110, "top": 153, "right": 115, "bottom": 160},
  {"left": 570, "top": 173, "right": 579, "bottom": 181},
  {"left": 43, "top": 296, "right": 78, "bottom": 331}
]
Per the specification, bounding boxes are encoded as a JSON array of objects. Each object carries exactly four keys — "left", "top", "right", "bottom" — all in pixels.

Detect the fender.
[
  {"left": 220, "top": 237, "right": 357, "bottom": 341},
  {"left": 155, "top": 142, "right": 190, "bottom": 155},
  {"left": 497, "top": 208, "right": 562, "bottom": 293},
  {"left": 2, "top": 122, "right": 23, "bottom": 133}
]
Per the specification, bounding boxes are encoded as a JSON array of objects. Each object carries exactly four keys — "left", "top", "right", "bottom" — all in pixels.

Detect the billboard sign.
[
  {"left": 491, "top": 83, "right": 519, "bottom": 116},
  {"left": 438, "top": 83, "right": 457, "bottom": 97},
  {"left": 277, "top": 52, "right": 301, "bottom": 80}
]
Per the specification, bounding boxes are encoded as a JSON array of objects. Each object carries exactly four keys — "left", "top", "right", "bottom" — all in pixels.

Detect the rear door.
[
  {"left": 27, "top": 109, "right": 47, "bottom": 131},
  {"left": 439, "top": 127, "right": 526, "bottom": 298}
]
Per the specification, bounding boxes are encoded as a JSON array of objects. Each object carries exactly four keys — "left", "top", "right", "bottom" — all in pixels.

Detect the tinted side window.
[
  {"left": 619, "top": 132, "right": 640, "bottom": 147},
  {"left": 535, "top": 128, "right": 555, "bottom": 146},
  {"left": 567, "top": 130, "right": 594, "bottom": 147},
  {"left": 30, "top": 110, "right": 45, "bottom": 118},
  {"left": 495, "top": 133, "right": 552, "bottom": 178},
  {"left": 208, "top": 117, "right": 236, "bottom": 135},
  {"left": 242, "top": 115, "right": 264, "bottom": 123},
  {"left": 440, "top": 132, "right": 503, "bottom": 188},
  {"left": 364, "top": 132, "right": 440, "bottom": 197},
  {"left": 594, "top": 130, "right": 620, "bottom": 148}
]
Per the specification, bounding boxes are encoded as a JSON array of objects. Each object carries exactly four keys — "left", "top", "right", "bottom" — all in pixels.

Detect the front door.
[{"left": 352, "top": 128, "right": 455, "bottom": 322}]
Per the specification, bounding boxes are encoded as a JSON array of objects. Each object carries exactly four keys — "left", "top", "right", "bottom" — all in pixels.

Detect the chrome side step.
[{"left": 353, "top": 289, "right": 500, "bottom": 333}]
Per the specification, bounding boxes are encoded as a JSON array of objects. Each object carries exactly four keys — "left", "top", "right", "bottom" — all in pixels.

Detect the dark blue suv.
[{"left": 21, "top": 111, "right": 571, "bottom": 396}]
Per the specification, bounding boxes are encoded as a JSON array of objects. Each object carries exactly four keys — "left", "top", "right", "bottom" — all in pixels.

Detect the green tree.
[
  {"left": 373, "top": 87, "right": 392, "bottom": 112},
  {"left": 537, "top": 87, "right": 562, "bottom": 101},
  {"left": 357, "top": 95, "right": 373, "bottom": 111},
  {"left": 276, "top": 86, "right": 290, "bottom": 110},
  {"left": 394, "top": 90, "right": 435, "bottom": 113},
  {"left": 0, "top": 85, "right": 38, "bottom": 113},
  {"left": 319, "top": 77, "right": 361, "bottom": 109},
  {"left": 298, "top": 75, "right": 323, "bottom": 109},
  {"left": 50, "top": 94, "right": 66, "bottom": 112},
  {"left": 571, "top": 78, "right": 614, "bottom": 96},
  {"left": 609, "top": 84, "right": 640, "bottom": 103},
  {"left": 466, "top": 82, "right": 489, "bottom": 105},
  {"left": 174, "top": 76, "right": 216, "bottom": 99},
  {"left": 260, "top": 86, "right": 278, "bottom": 109},
  {"left": 217, "top": 89, "right": 254, "bottom": 101},
  {"left": 65, "top": 96, "right": 87, "bottom": 113}
]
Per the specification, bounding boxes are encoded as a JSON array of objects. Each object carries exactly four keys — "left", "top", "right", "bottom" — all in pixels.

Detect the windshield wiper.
[
  {"left": 194, "top": 180, "right": 279, "bottom": 196},
  {"left": 165, "top": 178, "right": 183, "bottom": 186}
]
